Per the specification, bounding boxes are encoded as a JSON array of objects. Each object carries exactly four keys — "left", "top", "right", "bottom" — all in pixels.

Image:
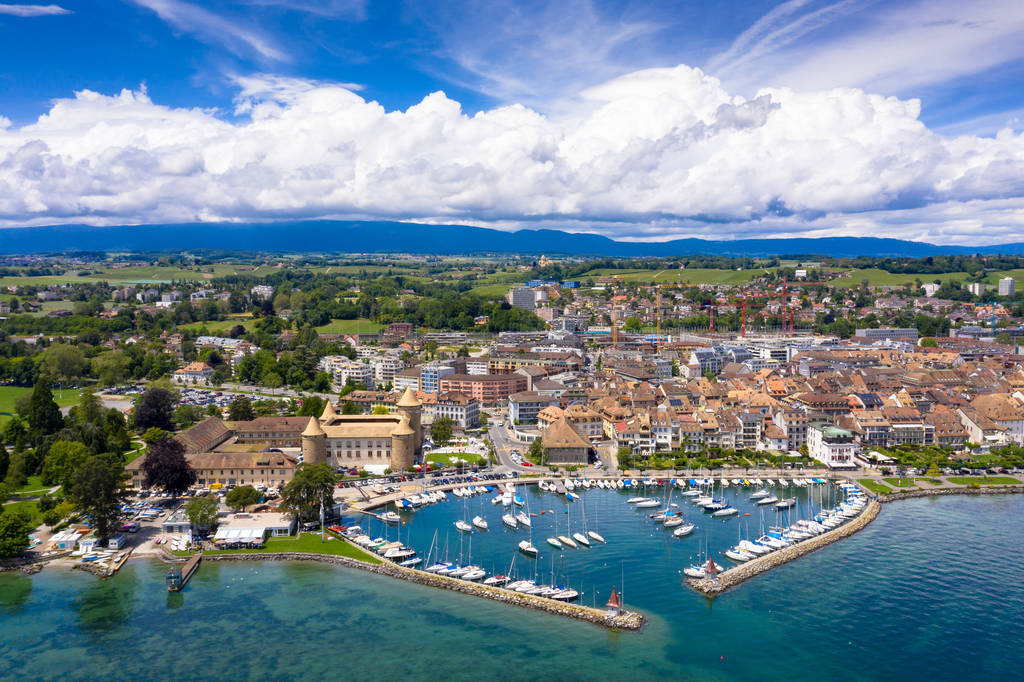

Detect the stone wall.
[
  {"left": 202, "top": 551, "right": 644, "bottom": 631},
  {"left": 689, "top": 499, "right": 881, "bottom": 595},
  {"left": 880, "top": 485, "right": 1024, "bottom": 503}
]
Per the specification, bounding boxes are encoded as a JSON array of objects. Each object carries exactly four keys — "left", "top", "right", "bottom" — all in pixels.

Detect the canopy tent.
[{"left": 213, "top": 527, "right": 266, "bottom": 544}]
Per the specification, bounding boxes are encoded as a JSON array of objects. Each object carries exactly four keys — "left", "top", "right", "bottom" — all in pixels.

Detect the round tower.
[
  {"left": 391, "top": 417, "right": 416, "bottom": 471},
  {"left": 320, "top": 400, "right": 337, "bottom": 422},
  {"left": 396, "top": 386, "right": 422, "bottom": 454},
  {"left": 301, "top": 416, "right": 327, "bottom": 466}
]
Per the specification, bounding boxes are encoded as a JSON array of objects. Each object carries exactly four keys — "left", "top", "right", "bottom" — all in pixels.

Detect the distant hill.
[{"left": 2, "top": 221, "right": 1023, "bottom": 258}]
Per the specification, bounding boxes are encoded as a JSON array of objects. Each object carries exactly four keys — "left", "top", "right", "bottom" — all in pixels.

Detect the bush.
[{"left": 42, "top": 509, "right": 62, "bottom": 527}]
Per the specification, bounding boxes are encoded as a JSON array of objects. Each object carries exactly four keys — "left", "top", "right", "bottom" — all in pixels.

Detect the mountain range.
[{"left": 2, "top": 221, "right": 1023, "bottom": 258}]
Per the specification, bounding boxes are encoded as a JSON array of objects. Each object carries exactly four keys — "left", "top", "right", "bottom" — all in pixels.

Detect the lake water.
[{"left": 2, "top": 493, "right": 1022, "bottom": 681}]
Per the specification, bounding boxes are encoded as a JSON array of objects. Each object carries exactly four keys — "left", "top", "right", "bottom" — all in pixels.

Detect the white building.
[
  {"left": 318, "top": 356, "right": 373, "bottom": 388},
  {"left": 172, "top": 362, "right": 214, "bottom": 385},
  {"left": 426, "top": 391, "right": 480, "bottom": 429},
  {"left": 251, "top": 285, "right": 274, "bottom": 299},
  {"left": 998, "top": 277, "right": 1016, "bottom": 296},
  {"left": 807, "top": 424, "right": 859, "bottom": 469}
]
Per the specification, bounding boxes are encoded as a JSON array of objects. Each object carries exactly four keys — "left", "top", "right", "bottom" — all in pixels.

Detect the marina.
[
  {"left": 3, "top": 494, "right": 1022, "bottom": 680},
  {"left": 342, "top": 475, "right": 870, "bottom": 604}
]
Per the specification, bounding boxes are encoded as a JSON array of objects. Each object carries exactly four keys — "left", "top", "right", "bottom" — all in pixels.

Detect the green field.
[
  {"left": 0, "top": 385, "right": 87, "bottom": 426},
  {"left": 578, "top": 267, "right": 761, "bottom": 285},
  {"left": 426, "top": 452, "right": 486, "bottom": 467},
  {"left": 178, "top": 317, "right": 256, "bottom": 334},
  {"left": 469, "top": 283, "right": 515, "bottom": 299},
  {"left": 860, "top": 475, "right": 892, "bottom": 491},
  {"left": 858, "top": 479, "right": 893, "bottom": 494},
  {"left": 314, "top": 318, "right": 382, "bottom": 334},
  {"left": 204, "top": 532, "right": 382, "bottom": 563},
  {"left": 946, "top": 476, "right": 1020, "bottom": 486},
  {"left": 883, "top": 477, "right": 918, "bottom": 488}
]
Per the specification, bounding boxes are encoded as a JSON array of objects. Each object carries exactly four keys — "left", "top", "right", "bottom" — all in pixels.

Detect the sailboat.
[
  {"left": 502, "top": 513, "right": 518, "bottom": 529},
  {"left": 472, "top": 515, "right": 489, "bottom": 531},
  {"left": 518, "top": 539, "right": 539, "bottom": 556},
  {"left": 515, "top": 511, "right": 531, "bottom": 527},
  {"left": 455, "top": 520, "right": 472, "bottom": 533}
]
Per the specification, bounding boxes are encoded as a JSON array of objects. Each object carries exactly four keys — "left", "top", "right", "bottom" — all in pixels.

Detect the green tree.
[
  {"left": 41, "top": 343, "right": 87, "bottom": 386},
  {"left": 141, "top": 427, "right": 170, "bottom": 444},
  {"left": 184, "top": 496, "right": 218, "bottom": 530},
  {"left": 372, "top": 405, "right": 390, "bottom": 415},
  {"left": 134, "top": 387, "right": 177, "bottom": 432},
  {"left": 296, "top": 396, "right": 326, "bottom": 418},
  {"left": 341, "top": 401, "right": 360, "bottom": 415},
  {"left": 919, "top": 337, "right": 938, "bottom": 348},
  {"left": 228, "top": 396, "right": 255, "bottom": 421},
  {"left": 995, "top": 332, "right": 1012, "bottom": 345},
  {"left": 27, "top": 378, "right": 63, "bottom": 442},
  {"left": 68, "top": 454, "right": 128, "bottom": 542},
  {"left": 225, "top": 485, "right": 261, "bottom": 511},
  {"left": 0, "top": 508, "right": 34, "bottom": 558},
  {"left": 281, "top": 462, "right": 338, "bottom": 522},
  {"left": 264, "top": 372, "right": 283, "bottom": 393},
  {"left": 141, "top": 438, "right": 196, "bottom": 496},
  {"left": 528, "top": 437, "right": 547, "bottom": 465},
  {"left": 41, "top": 440, "right": 90, "bottom": 489},
  {"left": 623, "top": 316, "right": 642, "bottom": 332},
  {"left": 430, "top": 416, "right": 454, "bottom": 447}
]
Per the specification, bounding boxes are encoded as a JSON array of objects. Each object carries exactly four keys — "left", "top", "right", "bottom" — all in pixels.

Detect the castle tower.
[
  {"left": 391, "top": 417, "right": 416, "bottom": 471},
  {"left": 320, "top": 400, "right": 337, "bottom": 422},
  {"left": 301, "top": 416, "right": 327, "bottom": 466},
  {"left": 396, "top": 387, "right": 422, "bottom": 455}
]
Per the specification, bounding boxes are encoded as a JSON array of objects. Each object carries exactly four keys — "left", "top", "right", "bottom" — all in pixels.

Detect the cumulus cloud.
[
  {"left": 1, "top": 68, "right": 1024, "bottom": 243},
  {"left": 0, "top": 3, "right": 70, "bottom": 16}
]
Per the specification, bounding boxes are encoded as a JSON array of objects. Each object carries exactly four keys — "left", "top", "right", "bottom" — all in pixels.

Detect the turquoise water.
[{"left": 2, "top": 495, "right": 1023, "bottom": 681}]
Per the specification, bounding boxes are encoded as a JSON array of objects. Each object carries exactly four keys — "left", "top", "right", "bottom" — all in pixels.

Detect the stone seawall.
[
  {"left": 880, "top": 485, "right": 1024, "bottom": 503},
  {"left": 202, "top": 551, "right": 644, "bottom": 631},
  {"left": 688, "top": 499, "right": 881, "bottom": 595}
]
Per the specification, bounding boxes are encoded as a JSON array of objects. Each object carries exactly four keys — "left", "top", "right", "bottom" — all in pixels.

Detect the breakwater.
[
  {"left": 688, "top": 499, "right": 881, "bottom": 595},
  {"left": 880, "top": 485, "right": 1024, "bottom": 503},
  {"left": 202, "top": 550, "right": 645, "bottom": 631}
]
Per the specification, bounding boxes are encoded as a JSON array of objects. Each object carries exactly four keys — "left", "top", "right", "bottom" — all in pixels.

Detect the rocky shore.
[
  {"left": 879, "top": 485, "right": 1024, "bottom": 503},
  {"left": 688, "top": 498, "right": 881, "bottom": 595},
  {"left": 202, "top": 551, "right": 644, "bottom": 631}
]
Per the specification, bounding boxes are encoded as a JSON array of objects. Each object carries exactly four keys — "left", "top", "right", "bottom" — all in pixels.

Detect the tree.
[
  {"left": 229, "top": 396, "right": 255, "bottom": 421},
  {"left": 528, "top": 437, "right": 547, "bottom": 465},
  {"left": 185, "top": 496, "right": 218, "bottom": 530},
  {"left": 42, "top": 343, "right": 88, "bottom": 386},
  {"left": 264, "top": 372, "right": 283, "bottom": 393},
  {"left": 430, "top": 417, "right": 454, "bottom": 447},
  {"left": 68, "top": 454, "right": 128, "bottom": 542},
  {"left": 134, "top": 387, "right": 176, "bottom": 432},
  {"left": 281, "top": 462, "right": 338, "bottom": 522},
  {"left": 41, "top": 440, "right": 90, "bottom": 489},
  {"left": 341, "top": 401, "right": 360, "bottom": 415},
  {"left": 995, "top": 332, "right": 1012, "bottom": 345},
  {"left": 0, "top": 508, "right": 34, "bottom": 558},
  {"left": 372, "top": 405, "right": 390, "bottom": 415},
  {"left": 225, "top": 485, "right": 261, "bottom": 511},
  {"left": 141, "top": 427, "right": 170, "bottom": 444},
  {"left": 296, "top": 396, "right": 326, "bottom": 418},
  {"left": 141, "top": 438, "right": 197, "bottom": 496},
  {"left": 27, "top": 378, "right": 63, "bottom": 442},
  {"left": 919, "top": 337, "right": 938, "bottom": 348}
]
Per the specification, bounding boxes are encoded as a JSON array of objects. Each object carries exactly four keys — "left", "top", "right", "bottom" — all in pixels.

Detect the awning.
[{"left": 213, "top": 527, "right": 266, "bottom": 543}]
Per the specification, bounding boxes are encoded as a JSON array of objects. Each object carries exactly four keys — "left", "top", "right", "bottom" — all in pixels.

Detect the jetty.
[{"left": 166, "top": 551, "right": 202, "bottom": 591}]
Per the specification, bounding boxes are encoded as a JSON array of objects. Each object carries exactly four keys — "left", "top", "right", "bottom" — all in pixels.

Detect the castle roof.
[
  {"left": 302, "top": 416, "right": 325, "bottom": 437},
  {"left": 397, "top": 386, "right": 421, "bottom": 408}
]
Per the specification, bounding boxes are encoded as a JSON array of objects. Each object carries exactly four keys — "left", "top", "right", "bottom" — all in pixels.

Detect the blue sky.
[{"left": 2, "top": 0, "right": 1024, "bottom": 243}]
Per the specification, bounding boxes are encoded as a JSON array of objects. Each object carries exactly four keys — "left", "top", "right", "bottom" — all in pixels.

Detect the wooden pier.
[{"left": 167, "top": 551, "right": 202, "bottom": 591}]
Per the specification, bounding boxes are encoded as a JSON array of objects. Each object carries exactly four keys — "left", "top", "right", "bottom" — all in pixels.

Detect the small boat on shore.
[{"left": 484, "top": 575, "right": 510, "bottom": 586}]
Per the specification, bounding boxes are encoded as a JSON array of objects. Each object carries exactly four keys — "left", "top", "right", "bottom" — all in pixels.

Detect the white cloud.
[
  {"left": 2, "top": 69, "right": 1024, "bottom": 243},
  {"left": 131, "top": 0, "right": 289, "bottom": 61},
  {"left": 0, "top": 3, "right": 70, "bottom": 16},
  {"left": 712, "top": 0, "right": 1024, "bottom": 99}
]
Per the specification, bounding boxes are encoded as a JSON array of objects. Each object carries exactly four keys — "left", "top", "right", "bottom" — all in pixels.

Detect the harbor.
[{"left": 336, "top": 474, "right": 873, "bottom": 608}]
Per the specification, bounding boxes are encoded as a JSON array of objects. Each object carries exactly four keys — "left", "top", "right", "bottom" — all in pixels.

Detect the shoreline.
[{"left": 199, "top": 550, "right": 646, "bottom": 631}]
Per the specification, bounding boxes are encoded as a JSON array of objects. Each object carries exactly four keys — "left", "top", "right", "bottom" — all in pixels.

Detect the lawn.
[
  {"left": 859, "top": 479, "right": 893, "bottom": 494},
  {"left": 470, "top": 283, "right": 515, "bottom": 299},
  {"left": 4, "top": 500, "right": 43, "bottom": 527},
  {"left": 426, "top": 452, "right": 486, "bottom": 467},
  {"left": 883, "top": 477, "right": 918, "bottom": 488},
  {"left": 178, "top": 317, "right": 255, "bottom": 334},
  {"left": 578, "top": 267, "right": 760, "bottom": 285},
  {"left": 314, "top": 318, "right": 382, "bottom": 334},
  {"left": 10, "top": 476, "right": 51, "bottom": 496},
  {"left": 946, "top": 476, "right": 1021, "bottom": 486},
  {"left": 203, "top": 532, "right": 382, "bottom": 563},
  {"left": 0, "top": 385, "right": 87, "bottom": 426}
]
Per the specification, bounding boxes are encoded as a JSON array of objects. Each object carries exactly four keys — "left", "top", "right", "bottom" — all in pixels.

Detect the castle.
[{"left": 301, "top": 386, "right": 423, "bottom": 471}]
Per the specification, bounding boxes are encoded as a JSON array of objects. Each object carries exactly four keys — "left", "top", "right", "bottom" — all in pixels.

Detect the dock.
[{"left": 167, "top": 551, "right": 202, "bottom": 591}]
